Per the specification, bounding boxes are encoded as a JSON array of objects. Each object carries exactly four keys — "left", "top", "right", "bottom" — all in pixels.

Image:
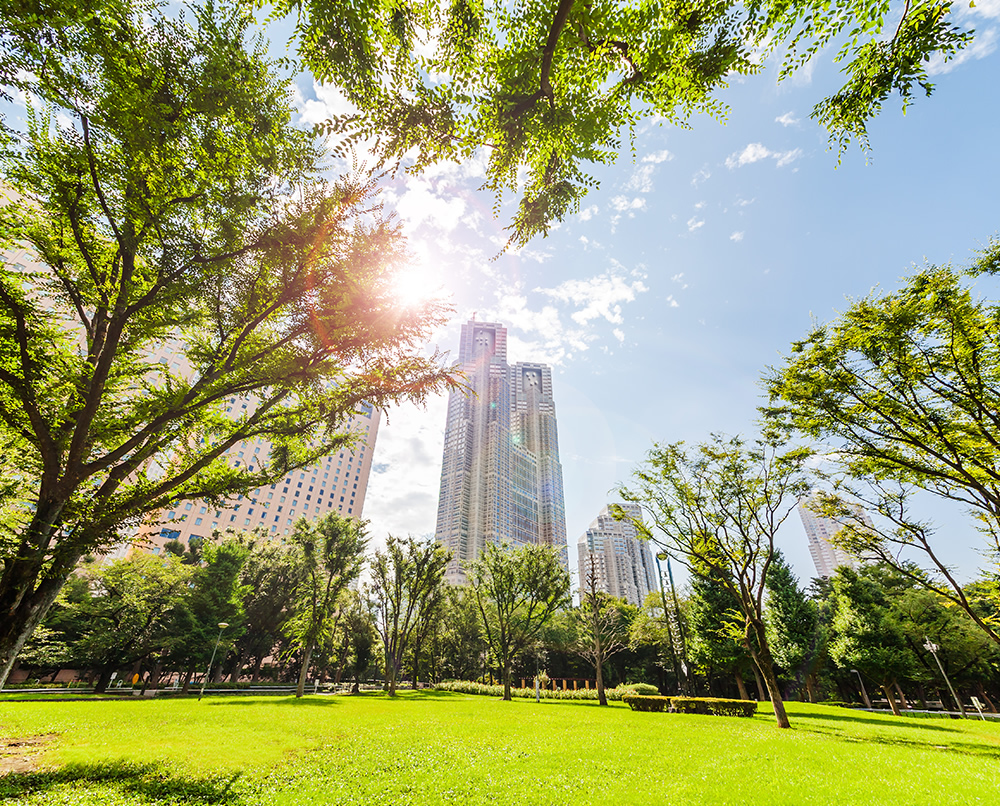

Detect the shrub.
[
  {"left": 669, "top": 697, "right": 757, "bottom": 718},
  {"left": 622, "top": 695, "right": 671, "bottom": 712},
  {"left": 625, "top": 683, "right": 660, "bottom": 696}
]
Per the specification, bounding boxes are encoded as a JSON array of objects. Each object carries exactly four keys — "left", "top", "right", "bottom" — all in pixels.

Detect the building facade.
[
  {"left": 577, "top": 503, "right": 657, "bottom": 606},
  {"left": 797, "top": 497, "right": 865, "bottom": 578},
  {"left": 435, "top": 320, "right": 568, "bottom": 583}
]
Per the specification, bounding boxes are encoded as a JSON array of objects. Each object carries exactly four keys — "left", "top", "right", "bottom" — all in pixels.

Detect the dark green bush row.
[
  {"left": 670, "top": 697, "right": 758, "bottom": 718},
  {"left": 622, "top": 695, "right": 671, "bottom": 712}
]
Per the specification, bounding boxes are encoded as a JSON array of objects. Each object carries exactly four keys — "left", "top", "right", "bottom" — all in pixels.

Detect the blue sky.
[{"left": 290, "top": 6, "right": 1000, "bottom": 588}]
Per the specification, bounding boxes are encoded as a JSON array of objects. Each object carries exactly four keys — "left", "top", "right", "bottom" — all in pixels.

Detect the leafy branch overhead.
[{"left": 278, "top": 0, "right": 974, "bottom": 248}]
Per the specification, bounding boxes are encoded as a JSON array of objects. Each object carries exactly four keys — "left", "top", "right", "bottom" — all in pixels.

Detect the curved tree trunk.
[
  {"left": 296, "top": 638, "right": 315, "bottom": 698},
  {"left": 734, "top": 669, "right": 749, "bottom": 701},
  {"left": 882, "top": 683, "right": 901, "bottom": 716}
]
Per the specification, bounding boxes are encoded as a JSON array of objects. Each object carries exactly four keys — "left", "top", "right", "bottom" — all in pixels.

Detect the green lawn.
[{"left": 1, "top": 692, "right": 999, "bottom": 804}]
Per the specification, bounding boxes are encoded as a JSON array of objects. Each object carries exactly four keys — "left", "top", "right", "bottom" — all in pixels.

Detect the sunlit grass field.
[{"left": 2, "top": 691, "right": 999, "bottom": 804}]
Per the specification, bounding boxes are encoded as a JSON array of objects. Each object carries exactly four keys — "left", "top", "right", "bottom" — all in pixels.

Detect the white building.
[
  {"left": 797, "top": 497, "right": 865, "bottom": 578},
  {"left": 435, "top": 320, "right": 568, "bottom": 583},
  {"left": 577, "top": 504, "right": 657, "bottom": 606}
]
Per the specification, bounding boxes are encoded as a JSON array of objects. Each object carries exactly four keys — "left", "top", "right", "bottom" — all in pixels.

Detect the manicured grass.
[{"left": 2, "top": 692, "right": 999, "bottom": 804}]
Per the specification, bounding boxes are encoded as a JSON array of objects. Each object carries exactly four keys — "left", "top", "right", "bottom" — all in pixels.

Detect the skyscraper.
[
  {"left": 798, "top": 497, "right": 865, "bottom": 578},
  {"left": 577, "top": 503, "right": 657, "bottom": 606},
  {"left": 435, "top": 320, "right": 568, "bottom": 583}
]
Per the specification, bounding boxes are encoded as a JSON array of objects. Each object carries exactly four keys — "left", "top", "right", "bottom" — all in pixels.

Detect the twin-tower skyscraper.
[{"left": 435, "top": 320, "right": 568, "bottom": 584}]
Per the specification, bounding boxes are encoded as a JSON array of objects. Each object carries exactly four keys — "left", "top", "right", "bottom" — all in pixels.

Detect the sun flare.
[{"left": 391, "top": 261, "right": 446, "bottom": 309}]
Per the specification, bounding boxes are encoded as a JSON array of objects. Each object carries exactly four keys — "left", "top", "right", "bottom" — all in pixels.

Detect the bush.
[
  {"left": 669, "top": 697, "right": 757, "bottom": 718},
  {"left": 623, "top": 683, "right": 660, "bottom": 696},
  {"left": 435, "top": 680, "right": 605, "bottom": 701},
  {"left": 622, "top": 695, "right": 671, "bottom": 712}
]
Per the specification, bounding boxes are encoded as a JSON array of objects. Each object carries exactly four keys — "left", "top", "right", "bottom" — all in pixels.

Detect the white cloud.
[
  {"left": 540, "top": 272, "right": 649, "bottom": 327},
  {"left": 671, "top": 272, "right": 689, "bottom": 290},
  {"left": 626, "top": 164, "right": 656, "bottom": 193},
  {"left": 392, "top": 177, "right": 466, "bottom": 233},
  {"left": 730, "top": 231, "right": 745, "bottom": 242},
  {"left": 666, "top": 295, "right": 679, "bottom": 308},
  {"left": 612, "top": 328, "right": 625, "bottom": 343},
  {"left": 737, "top": 197, "right": 755, "bottom": 207},
  {"left": 775, "top": 112, "right": 800, "bottom": 127},
  {"left": 579, "top": 204, "right": 599, "bottom": 221},
  {"left": 694, "top": 201, "right": 706, "bottom": 210},
  {"left": 691, "top": 167, "right": 711, "bottom": 187},
  {"left": 642, "top": 149, "right": 674, "bottom": 164},
  {"left": 926, "top": 27, "right": 998, "bottom": 74},
  {"left": 725, "top": 143, "right": 803, "bottom": 169},
  {"left": 687, "top": 216, "right": 705, "bottom": 232},
  {"left": 610, "top": 195, "right": 647, "bottom": 212}
]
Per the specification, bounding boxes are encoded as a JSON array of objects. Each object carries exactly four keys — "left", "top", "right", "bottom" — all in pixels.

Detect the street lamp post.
[
  {"left": 198, "top": 622, "right": 229, "bottom": 702},
  {"left": 850, "top": 669, "right": 872, "bottom": 709},
  {"left": 923, "top": 637, "right": 966, "bottom": 718}
]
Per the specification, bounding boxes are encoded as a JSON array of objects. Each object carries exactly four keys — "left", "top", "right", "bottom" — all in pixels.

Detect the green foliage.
[
  {"left": 626, "top": 682, "right": 661, "bottom": 696},
  {"left": 273, "top": 0, "right": 975, "bottom": 248},
  {"left": 0, "top": 0, "right": 459, "bottom": 685},
  {"left": 284, "top": 513, "right": 367, "bottom": 696},
  {"left": 669, "top": 696, "right": 758, "bottom": 717},
  {"left": 766, "top": 240, "right": 1000, "bottom": 648},
  {"left": 466, "top": 542, "right": 571, "bottom": 699},
  {"left": 622, "top": 694, "right": 671, "bottom": 712},
  {"left": 367, "top": 534, "right": 450, "bottom": 694},
  {"left": 765, "top": 550, "right": 822, "bottom": 690}
]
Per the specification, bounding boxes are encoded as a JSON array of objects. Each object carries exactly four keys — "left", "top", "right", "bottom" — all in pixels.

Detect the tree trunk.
[
  {"left": 882, "top": 683, "right": 901, "bottom": 716},
  {"left": 296, "top": 638, "right": 315, "bottom": 698},
  {"left": 596, "top": 649, "right": 607, "bottom": 706},
  {"left": 976, "top": 682, "right": 997, "bottom": 713},
  {"left": 804, "top": 672, "right": 817, "bottom": 704},
  {"left": 734, "top": 669, "right": 749, "bottom": 701},
  {"left": 751, "top": 663, "right": 766, "bottom": 701},
  {"left": 0, "top": 564, "right": 76, "bottom": 688},
  {"left": 180, "top": 665, "right": 194, "bottom": 695},
  {"left": 94, "top": 666, "right": 114, "bottom": 694},
  {"left": 893, "top": 681, "right": 909, "bottom": 710},
  {"left": 147, "top": 656, "right": 164, "bottom": 691},
  {"left": 748, "top": 624, "right": 790, "bottom": 729},
  {"left": 502, "top": 660, "right": 512, "bottom": 701},
  {"left": 250, "top": 654, "right": 264, "bottom": 683}
]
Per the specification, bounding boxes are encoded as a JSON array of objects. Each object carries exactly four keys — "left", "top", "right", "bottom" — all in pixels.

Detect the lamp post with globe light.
[{"left": 199, "top": 622, "right": 229, "bottom": 701}]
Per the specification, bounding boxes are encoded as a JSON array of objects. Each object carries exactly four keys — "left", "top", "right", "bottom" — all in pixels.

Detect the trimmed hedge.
[
  {"left": 622, "top": 695, "right": 671, "bottom": 712},
  {"left": 670, "top": 697, "right": 758, "bottom": 718}
]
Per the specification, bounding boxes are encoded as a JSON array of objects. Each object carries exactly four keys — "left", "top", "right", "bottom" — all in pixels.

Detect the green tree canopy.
[
  {"left": 275, "top": 0, "right": 974, "bottom": 248},
  {"left": 765, "top": 239, "right": 1000, "bottom": 647},
  {"left": 617, "top": 433, "right": 811, "bottom": 727},
  {"left": 467, "top": 542, "right": 571, "bottom": 700},
  {"left": 0, "top": 0, "right": 458, "bottom": 686}
]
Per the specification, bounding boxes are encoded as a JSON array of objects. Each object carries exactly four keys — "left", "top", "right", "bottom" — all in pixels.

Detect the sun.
[{"left": 390, "top": 260, "right": 446, "bottom": 309}]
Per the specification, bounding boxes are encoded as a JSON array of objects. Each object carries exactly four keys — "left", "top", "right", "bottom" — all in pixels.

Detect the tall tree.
[
  {"left": 169, "top": 538, "right": 250, "bottom": 693},
  {"left": 765, "top": 239, "right": 1000, "bottom": 647},
  {"left": 274, "top": 0, "right": 973, "bottom": 247},
  {"left": 687, "top": 567, "right": 756, "bottom": 700},
  {"left": 74, "top": 552, "right": 193, "bottom": 693},
  {"left": 368, "top": 535, "right": 450, "bottom": 696},
  {"left": 828, "top": 566, "right": 915, "bottom": 716},
  {"left": 284, "top": 513, "right": 367, "bottom": 698},
  {"left": 576, "top": 553, "right": 632, "bottom": 705},
  {"left": 618, "top": 434, "right": 811, "bottom": 728},
  {"left": 466, "top": 543, "right": 571, "bottom": 701},
  {"left": 764, "top": 551, "right": 821, "bottom": 701},
  {"left": 439, "top": 584, "right": 487, "bottom": 682},
  {"left": 0, "top": 0, "right": 458, "bottom": 686}
]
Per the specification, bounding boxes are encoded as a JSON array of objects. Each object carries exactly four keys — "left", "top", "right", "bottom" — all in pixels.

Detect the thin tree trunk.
[
  {"left": 894, "top": 681, "right": 909, "bottom": 710},
  {"left": 751, "top": 663, "right": 767, "bottom": 701},
  {"left": 976, "top": 682, "right": 997, "bottom": 713},
  {"left": 596, "top": 648, "right": 607, "bottom": 706},
  {"left": 804, "top": 672, "right": 817, "bottom": 703},
  {"left": 180, "top": 665, "right": 194, "bottom": 695},
  {"left": 502, "top": 660, "right": 512, "bottom": 701},
  {"left": 147, "top": 656, "right": 164, "bottom": 691},
  {"left": 749, "top": 624, "right": 790, "bottom": 729},
  {"left": 734, "top": 669, "right": 749, "bottom": 701},
  {"left": 882, "top": 683, "right": 901, "bottom": 716},
  {"left": 296, "top": 639, "right": 315, "bottom": 698},
  {"left": 250, "top": 654, "right": 264, "bottom": 683}
]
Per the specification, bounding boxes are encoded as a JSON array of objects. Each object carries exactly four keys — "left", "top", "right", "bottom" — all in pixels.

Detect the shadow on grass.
[
  {"left": 790, "top": 709, "right": 959, "bottom": 733},
  {"left": 0, "top": 761, "right": 243, "bottom": 804},
  {"left": 203, "top": 695, "right": 340, "bottom": 707}
]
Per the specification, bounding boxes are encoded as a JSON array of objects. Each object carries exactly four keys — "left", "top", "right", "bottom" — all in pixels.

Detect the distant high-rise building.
[
  {"left": 798, "top": 497, "right": 866, "bottom": 578},
  {"left": 435, "top": 320, "right": 568, "bottom": 583},
  {"left": 577, "top": 503, "right": 657, "bottom": 606}
]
